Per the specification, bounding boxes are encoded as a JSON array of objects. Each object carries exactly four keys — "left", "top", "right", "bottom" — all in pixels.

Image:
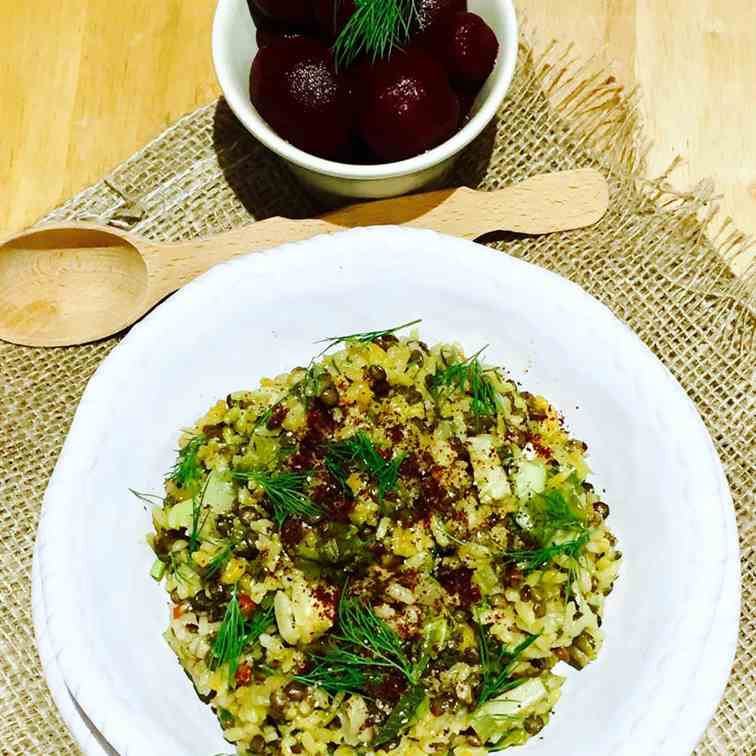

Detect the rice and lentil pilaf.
[{"left": 144, "top": 322, "right": 621, "bottom": 755}]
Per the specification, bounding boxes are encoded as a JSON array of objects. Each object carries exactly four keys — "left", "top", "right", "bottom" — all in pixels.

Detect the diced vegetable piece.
[
  {"left": 470, "top": 678, "right": 547, "bottom": 743},
  {"left": 468, "top": 435, "right": 511, "bottom": 503},
  {"left": 204, "top": 470, "right": 235, "bottom": 513},
  {"left": 150, "top": 558, "right": 166, "bottom": 581},
  {"left": 514, "top": 459, "right": 546, "bottom": 500},
  {"left": 167, "top": 498, "right": 195, "bottom": 531}
]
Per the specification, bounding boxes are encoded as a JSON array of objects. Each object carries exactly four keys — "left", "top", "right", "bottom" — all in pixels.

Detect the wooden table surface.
[{"left": 2, "top": 1, "right": 755, "bottom": 269}]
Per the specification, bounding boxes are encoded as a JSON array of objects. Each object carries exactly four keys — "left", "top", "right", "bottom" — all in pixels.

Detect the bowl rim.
[{"left": 212, "top": 0, "right": 519, "bottom": 180}]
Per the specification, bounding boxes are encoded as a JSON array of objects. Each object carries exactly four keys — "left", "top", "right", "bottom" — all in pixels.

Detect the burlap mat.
[{"left": 1, "top": 40, "right": 753, "bottom": 755}]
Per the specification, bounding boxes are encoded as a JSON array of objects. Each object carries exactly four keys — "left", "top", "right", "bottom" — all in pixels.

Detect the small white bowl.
[{"left": 212, "top": 0, "right": 518, "bottom": 200}]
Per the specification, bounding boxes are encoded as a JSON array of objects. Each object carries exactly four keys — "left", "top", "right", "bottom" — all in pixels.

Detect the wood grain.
[{"left": 1, "top": 1, "right": 755, "bottom": 266}]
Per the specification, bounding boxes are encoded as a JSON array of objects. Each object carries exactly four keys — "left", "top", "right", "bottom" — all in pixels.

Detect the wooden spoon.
[{"left": 0, "top": 168, "right": 607, "bottom": 347}]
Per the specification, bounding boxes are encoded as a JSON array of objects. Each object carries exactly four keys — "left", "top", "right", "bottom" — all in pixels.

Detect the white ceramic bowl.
[
  {"left": 212, "top": 0, "right": 518, "bottom": 200},
  {"left": 35, "top": 228, "right": 739, "bottom": 755}
]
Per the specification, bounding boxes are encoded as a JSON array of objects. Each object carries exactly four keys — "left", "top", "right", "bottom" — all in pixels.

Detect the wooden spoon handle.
[{"left": 143, "top": 169, "right": 607, "bottom": 298}]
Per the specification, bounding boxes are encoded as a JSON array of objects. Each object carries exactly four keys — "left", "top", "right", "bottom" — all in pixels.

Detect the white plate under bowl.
[{"left": 35, "top": 227, "right": 739, "bottom": 756}]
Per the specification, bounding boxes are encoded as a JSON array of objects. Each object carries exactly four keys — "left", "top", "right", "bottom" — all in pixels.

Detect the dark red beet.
[
  {"left": 250, "top": 0, "right": 314, "bottom": 25},
  {"left": 250, "top": 37, "right": 353, "bottom": 159},
  {"left": 413, "top": 0, "right": 467, "bottom": 41},
  {"left": 357, "top": 49, "right": 460, "bottom": 162},
  {"left": 313, "top": 0, "right": 357, "bottom": 39},
  {"left": 457, "top": 87, "right": 478, "bottom": 124},
  {"left": 255, "top": 20, "right": 305, "bottom": 49},
  {"left": 429, "top": 12, "right": 499, "bottom": 89}
]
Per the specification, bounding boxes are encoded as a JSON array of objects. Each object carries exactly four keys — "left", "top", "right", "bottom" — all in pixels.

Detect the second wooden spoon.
[{"left": 0, "top": 168, "right": 608, "bottom": 347}]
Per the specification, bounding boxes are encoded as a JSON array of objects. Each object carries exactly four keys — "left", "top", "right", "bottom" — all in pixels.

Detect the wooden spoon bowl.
[{"left": 0, "top": 169, "right": 609, "bottom": 347}]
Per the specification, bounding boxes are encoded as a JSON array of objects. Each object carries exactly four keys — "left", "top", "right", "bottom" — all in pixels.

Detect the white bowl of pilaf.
[{"left": 35, "top": 228, "right": 739, "bottom": 756}]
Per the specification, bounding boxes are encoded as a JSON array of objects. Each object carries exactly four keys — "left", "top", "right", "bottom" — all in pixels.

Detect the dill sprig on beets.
[
  {"left": 232, "top": 469, "right": 322, "bottom": 528},
  {"left": 325, "top": 431, "right": 405, "bottom": 501},
  {"left": 210, "top": 591, "right": 274, "bottom": 685},
  {"left": 332, "top": 0, "right": 418, "bottom": 69},
  {"left": 430, "top": 348, "right": 499, "bottom": 417},
  {"left": 476, "top": 624, "right": 539, "bottom": 706}
]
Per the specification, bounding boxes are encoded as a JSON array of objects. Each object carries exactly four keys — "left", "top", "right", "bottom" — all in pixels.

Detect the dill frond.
[
  {"left": 188, "top": 477, "right": 211, "bottom": 554},
  {"left": 476, "top": 625, "right": 539, "bottom": 706},
  {"left": 317, "top": 318, "right": 421, "bottom": 354},
  {"left": 293, "top": 648, "right": 381, "bottom": 695},
  {"left": 332, "top": 0, "right": 418, "bottom": 68},
  {"left": 210, "top": 591, "right": 274, "bottom": 685},
  {"left": 232, "top": 469, "right": 322, "bottom": 528},
  {"left": 169, "top": 552, "right": 196, "bottom": 585},
  {"left": 501, "top": 530, "right": 591, "bottom": 574},
  {"left": 203, "top": 541, "right": 236, "bottom": 579},
  {"left": 325, "top": 431, "right": 405, "bottom": 501},
  {"left": 335, "top": 592, "right": 415, "bottom": 680},
  {"left": 430, "top": 348, "right": 499, "bottom": 417},
  {"left": 129, "top": 489, "right": 164, "bottom": 507},
  {"left": 295, "top": 588, "right": 416, "bottom": 696},
  {"left": 166, "top": 434, "right": 206, "bottom": 489}
]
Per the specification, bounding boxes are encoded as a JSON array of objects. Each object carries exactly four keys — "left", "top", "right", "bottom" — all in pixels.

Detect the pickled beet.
[
  {"left": 357, "top": 49, "right": 460, "bottom": 162},
  {"left": 255, "top": 20, "right": 305, "bottom": 49},
  {"left": 250, "top": 37, "right": 353, "bottom": 159},
  {"left": 428, "top": 12, "right": 499, "bottom": 89},
  {"left": 414, "top": 0, "right": 467, "bottom": 40},
  {"left": 313, "top": 0, "right": 357, "bottom": 39},
  {"left": 457, "top": 87, "right": 478, "bottom": 124},
  {"left": 250, "top": 0, "right": 314, "bottom": 25}
]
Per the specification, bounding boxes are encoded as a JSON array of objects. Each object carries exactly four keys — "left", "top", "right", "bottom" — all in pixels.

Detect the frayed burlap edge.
[{"left": 1, "top": 37, "right": 753, "bottom": 756}]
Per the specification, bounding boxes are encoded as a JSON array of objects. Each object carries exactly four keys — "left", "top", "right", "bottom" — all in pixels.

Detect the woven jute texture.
[{"left": 1, "top": 41, "right": 753, "bottom": 755}]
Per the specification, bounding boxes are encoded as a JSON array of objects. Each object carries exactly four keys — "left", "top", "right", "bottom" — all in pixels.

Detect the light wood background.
[{"left": 2, "top": 1, "right": 755, "bottom": 267}]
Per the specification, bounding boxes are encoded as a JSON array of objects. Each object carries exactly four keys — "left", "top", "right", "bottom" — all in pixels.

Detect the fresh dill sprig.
[
  {"left": 166, "top": 434, "right": 206, "bottom": 489},
  {"left": 188, "top": 477, "right": 211, "bottom": 554},
  {"left": 203, "top": 541, "right": 236, "bottom": 579},
  {"left": 252, "top": 321, "right": 421, "bottom": 422},
  {"left": 503, "top": 490, "right": 590, "bottom": 580},
  {"left": 295, "top": 590, "right": 426, "bottom": 742},
  {"left": 210, "top": 591, "right": 274, "bottom": 685},
  {"left": 501, "top": 530, "right": 591, "bottom": 574},
  {"left": 294, "top": 647, "right": 382, "bottom": 695},
  {"left": 332, "top": 0, "right": 418, "bottom": 69},
  {"left": 252, "top": 403, "right": 276, "bottom": 429},
  {"left": 536, "top": 490, "right": 586, "bottom": 540},
  {"left": 295, "top": 589, "right": 416, "bottom": 693},
  {"left": 326, "top": 431, "right": 405, "bottom": 501},
  {"left": 232, "top": 469, "right": 322, "bottom": 528},
  {"left": 430, "top": 348, "right": 499, "bottom": 417},
  {"left": 335, "top": 592, "right": 416, "bottom": 680},
  {"left": 476, "top": 624, "right": 539, "bottom": 706},
  {"left": 317, "top": 318, "right": 422, "bottom": 355},
  {"left": 169, "top": 552, "right": 196, "bottom": 585},
  {"left": 129, "top": 489, "right": 164, "bottom": 506}
]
